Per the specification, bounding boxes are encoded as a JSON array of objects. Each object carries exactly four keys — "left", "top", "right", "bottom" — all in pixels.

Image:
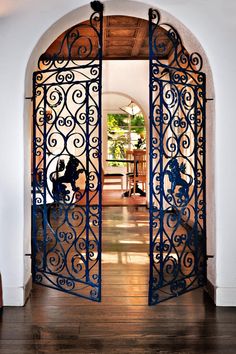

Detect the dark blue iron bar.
[
  {"left": 193, "top": 85, "right": 206, "bottom": 282},
  {"left": 159, "top": 80, "right": 164, "bottom": 292},
  {"left": 85, "top": 82, "right": 90, "bottom": 284},
  {"left": 157, "top": 62, "right": 204, "bottom": 77},
  {"left": 34, "top": 63, "right": 100, "bottom": 75},
  {"left": 152, "top": 77, "right": 204, "bottom": 89},
  {"left": 42, "top": 86, "right": 48, "bottom": 271},
  {"left": 202, "top": 73, "right": 207, "bottom": 283},
  {"left": 156, "top": 271, "right": 198, "bottom": 289},
  {"left": 154, "top": 283, "right": 201, "bottom": 304},
  {"left": 40, "top": 269, "right": 97, "bottom": 286},
  {"left": 152, "top": 61, "right": 203, "bottom": 76},
  {"left": 36, "top": 281, "right": 100, "bottom": 302},
  {"left": 35, "top": 77, "right": 99, "bottom": 89},
  {"left": 32, "top": 72, "right": 38, "bottom": 282},
  {"left": 97, "top": 6, "right": 103, "bottom": 301},
  {"left": 158, "top": 274, "right": 200, "bottom": 293},
  {"left": 193, "top": 86, "right": 199, "bottom": 276}
]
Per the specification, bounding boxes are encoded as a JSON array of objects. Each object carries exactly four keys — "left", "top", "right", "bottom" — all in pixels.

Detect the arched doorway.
[{"left": 31, "top": 2, "right": 208, "bottom": 305}]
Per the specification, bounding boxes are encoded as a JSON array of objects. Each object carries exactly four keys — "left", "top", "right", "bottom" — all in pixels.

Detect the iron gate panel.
[
  {"left": 32, "top": 2, "right": 103, "bottom": 301},
  {"left": 148, "top": 9, "right": 206, "bottom": 305}
]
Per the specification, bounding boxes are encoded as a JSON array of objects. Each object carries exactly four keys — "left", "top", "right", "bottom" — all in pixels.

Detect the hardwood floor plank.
[
  {"left": 1, "top": 337, "right": 236, "bottom": 354},
  {"left": 1, "top": 303, "right": 233, "bottom": 324}
]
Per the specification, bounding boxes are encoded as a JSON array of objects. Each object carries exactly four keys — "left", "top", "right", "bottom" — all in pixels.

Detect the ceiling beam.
[
  {"left": 131, "top": 20, "right": 148, "bottom": 57},
  {"left": 103, "top": 16, "right": 108, "bottom": 58}
]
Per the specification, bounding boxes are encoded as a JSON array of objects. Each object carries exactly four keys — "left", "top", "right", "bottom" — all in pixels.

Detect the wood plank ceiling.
[
  {"left": 102, "top": 15, "right": 172, "bottom": 59},
  {"left": 43, "top": 16, "right": 174, "bottom": 60}
]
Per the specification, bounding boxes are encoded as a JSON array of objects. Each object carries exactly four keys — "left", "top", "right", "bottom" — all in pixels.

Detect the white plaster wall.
[{"left": 0, "top": 0, "right": 235, "bottom": 306}]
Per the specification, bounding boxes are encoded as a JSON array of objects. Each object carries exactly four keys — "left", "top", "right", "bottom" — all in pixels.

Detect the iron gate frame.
[
  {"left": 31, "top": 3, "right": 207, "bottom": 305},
  {"left": 148, "top": 8, "right": 207, "bottom": 305},
  {"left": 32, "top": 1, "right": 104, "bottom": 302}
]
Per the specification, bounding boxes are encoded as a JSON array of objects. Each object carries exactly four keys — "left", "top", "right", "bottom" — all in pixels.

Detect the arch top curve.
[
  {"left": 102, "top": 91, "right": 147, "bottom": 120},
  {"left": 149, "top": 8, "right": 203, "bottom": 73},
  {"left": 37, "top": 1, "right": 103, "bottom": 71},
  {"left": 27, "top": 0, "right": 212, "bottom": 78}
]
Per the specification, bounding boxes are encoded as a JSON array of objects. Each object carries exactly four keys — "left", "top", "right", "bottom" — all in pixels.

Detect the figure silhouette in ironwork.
[
  {"left": 165, "top": 158, "right": 193, "bottom": 204},
  {"left": 50, "top": 155, "right": 84, "bottom": 201}
]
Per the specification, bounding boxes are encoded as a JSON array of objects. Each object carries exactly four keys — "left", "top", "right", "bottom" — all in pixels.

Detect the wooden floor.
[
  {"left": 1, "top": 206, "right": 236, "bottom": 353},
  {"left": 102, "top": 189, "right": 147, "bottom": 206}
]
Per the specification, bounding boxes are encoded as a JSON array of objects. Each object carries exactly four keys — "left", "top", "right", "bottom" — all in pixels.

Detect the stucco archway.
[{"left": 23, "top": 0, "right": 215, "bottom": 305}]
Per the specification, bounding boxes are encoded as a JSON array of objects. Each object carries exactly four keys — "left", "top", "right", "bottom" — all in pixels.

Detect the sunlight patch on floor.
[
  {"left": 102, "top": 252, "right": 149, "bottom": 264},
  {"left": 115, "top": 223, "right": 137, "bottom": 228},
  {"left": 118, "top": 240, "right": 145, "bottom": 244}
]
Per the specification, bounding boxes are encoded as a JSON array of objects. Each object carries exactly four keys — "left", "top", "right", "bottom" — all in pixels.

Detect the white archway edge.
[{"left": 1, "top": 0, "right": 235, "bottom": 306}]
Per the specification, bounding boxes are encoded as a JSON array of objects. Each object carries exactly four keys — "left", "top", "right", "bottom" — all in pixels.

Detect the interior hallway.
[{"left": 1, "top": 206, "right": 236, "bottom": 353}]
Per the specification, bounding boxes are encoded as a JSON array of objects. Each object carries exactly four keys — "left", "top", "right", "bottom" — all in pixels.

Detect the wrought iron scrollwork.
[
  {"left": 149, "top": 8, "right": 203, "bottom": 73},
  {"left": 38, "top": 1, "right": 103, "bottom": 71},
  {"left": 149, "top": 8, "right": 206, "bottom": 304},
  {"left": 32, "top": 2, "right": 103, "bottom": 301}
]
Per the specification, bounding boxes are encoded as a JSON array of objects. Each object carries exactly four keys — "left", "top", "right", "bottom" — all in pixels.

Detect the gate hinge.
[
  {"left": 25, "top": 96, "right": 33, "bottom": 101},
  {"left": 206, "top": 254, "right": 214, "bottom": 259},
  {"left": 25, "top": 253, "right": 32, "bottom": 258},
  {"left": 205, "top": 98, "right": 214, "bottom": 102}
]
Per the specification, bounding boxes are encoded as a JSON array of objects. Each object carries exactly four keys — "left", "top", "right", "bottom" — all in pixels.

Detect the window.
[{"left": 107, "top": 113, "right": 146, "bottom": 166}]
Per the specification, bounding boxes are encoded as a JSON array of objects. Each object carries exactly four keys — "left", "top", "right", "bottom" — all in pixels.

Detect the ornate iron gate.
[
  {"left": 148, "top": 9, "right": 206, "bottom": 304},
  {"left": 32, "top": 2, "right": 103, "bottom": 301}
]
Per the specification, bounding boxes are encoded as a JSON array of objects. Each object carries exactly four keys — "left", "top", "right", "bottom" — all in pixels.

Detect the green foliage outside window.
[
  {"left": 107, "top": 113, "right": 146, "bottom": 166},
  {"left": 130, "top": 115, "right": 145, "bottom": 134}
]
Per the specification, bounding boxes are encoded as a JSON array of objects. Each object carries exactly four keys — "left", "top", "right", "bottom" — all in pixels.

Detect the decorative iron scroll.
[
  {"left": 148, "top": 8, "right": 206, "bottom": 305},
  {"left": 32, "top": 1, "right": 103, "bottom": 301},
  {"left": 38, "top": 1, "right": 104, "bottom": 71}
]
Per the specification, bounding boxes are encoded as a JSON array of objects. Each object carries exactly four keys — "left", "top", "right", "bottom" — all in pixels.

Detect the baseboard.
[
  {"left": 215, "top": 286, "right": 236, "bottom": 307},
  {"left": 3, "top": 286, "right": 25, "bottom": 306},
  {"left": 3, "top": 275, "right": 32, "bottom": 307},
  {"left": 204, "top": 280, "right": 236, "bottom": 306},
  {"left": 24, "top": 275, "right": 32, "bottom": 304}
]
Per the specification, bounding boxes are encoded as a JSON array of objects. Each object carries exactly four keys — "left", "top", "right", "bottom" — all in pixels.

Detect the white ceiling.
[{"left": 102, "top": 92, "right": 140, "bottom": 113}]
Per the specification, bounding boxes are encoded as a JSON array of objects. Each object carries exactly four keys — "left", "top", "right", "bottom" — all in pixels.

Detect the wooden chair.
[
  {"left": 128, "top": 149, "right": 147, "bottom": 196},
  {"left": 125, "top": 150, "right": 134, "bottom": 191},
  {"left": 102, "top": 168, "right": 124, "bottom": 193}
]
